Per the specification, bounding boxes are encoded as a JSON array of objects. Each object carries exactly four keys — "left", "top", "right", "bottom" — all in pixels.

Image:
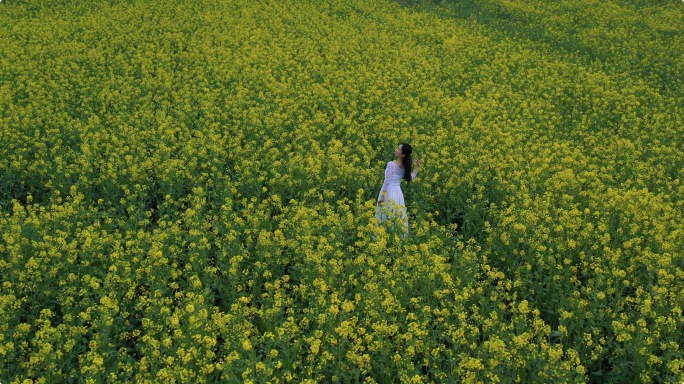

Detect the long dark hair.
[{"left": 400, "top": 142, "right": 413, "bottom": 182}]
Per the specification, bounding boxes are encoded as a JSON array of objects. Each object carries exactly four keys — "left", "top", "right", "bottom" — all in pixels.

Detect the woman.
[{"left": 375, "top": 143, "right": 420, "bottom": 236}]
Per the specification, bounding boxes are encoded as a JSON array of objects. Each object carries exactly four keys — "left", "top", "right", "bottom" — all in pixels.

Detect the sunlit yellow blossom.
[{"left": 242, "top": 340, "right": 252, "bottom": 351}]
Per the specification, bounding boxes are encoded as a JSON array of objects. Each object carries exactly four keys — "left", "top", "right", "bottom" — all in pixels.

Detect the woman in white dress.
[{"left": 375, "top": 143, "right": 420, "bottom": 236}]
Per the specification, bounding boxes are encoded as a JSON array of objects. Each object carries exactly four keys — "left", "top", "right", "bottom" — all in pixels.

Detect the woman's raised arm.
[{"left": 411, "top": 158, "right": 420, "bottom": 180}]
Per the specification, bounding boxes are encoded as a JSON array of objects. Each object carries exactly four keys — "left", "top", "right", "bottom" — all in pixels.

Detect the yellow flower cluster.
[{"left": 1, "top": 0, "right": 682, "bottom": 382}]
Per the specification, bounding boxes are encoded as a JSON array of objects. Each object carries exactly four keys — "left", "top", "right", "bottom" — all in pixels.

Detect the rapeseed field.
[{"left": 1, "top": 0, "right": 682, "bottom": 382}]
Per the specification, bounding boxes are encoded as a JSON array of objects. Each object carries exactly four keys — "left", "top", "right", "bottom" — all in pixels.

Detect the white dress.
[{"left": 375, "top": 161, "right": 418, "bottom": 236}]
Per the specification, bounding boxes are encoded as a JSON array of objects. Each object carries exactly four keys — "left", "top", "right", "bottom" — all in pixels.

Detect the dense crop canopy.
[{"left": 1, "top": 0, "right": 683, "bottom": 382}]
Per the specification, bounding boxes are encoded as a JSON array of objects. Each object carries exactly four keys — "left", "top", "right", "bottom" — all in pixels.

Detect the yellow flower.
[{"left": 242, "top": 339, "right": 252, "bottom": 351}]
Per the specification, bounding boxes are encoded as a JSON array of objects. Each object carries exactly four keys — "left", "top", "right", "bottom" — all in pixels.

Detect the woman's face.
[{"left": 395, "top": 145, "right": 404, "bottom": 158}]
